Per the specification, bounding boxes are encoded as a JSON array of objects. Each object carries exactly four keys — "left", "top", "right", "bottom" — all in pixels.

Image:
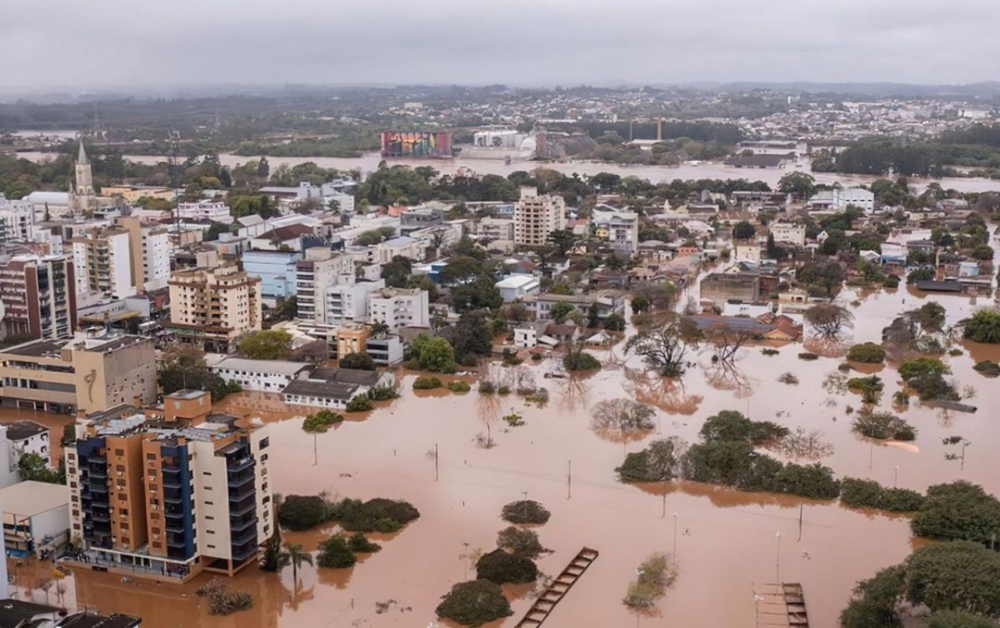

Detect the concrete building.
[
  {"left": 117, "top": 217, "right": 170, "bottom": 293},
  {"left": 0, "top": 426, "right": 22, "bottom": 489},
  {"left": 523, "top": 290, "right": 626, "bottom": 321},
  {"left": 5, "top": 420, "right": 50, "bottom": 464},
  {"left": 809, "top": 188, "right": 876, "bottom": 214},
  {"left": 174, "top": 200, "right": 232, "bottom": 223},
  {"left": 295, "top": 248, "right": 355, "bottom": 324},
  {"left": 365, "top": 334, "right": 404, "bottom": 366},
  {"left": 514, "top": 187, "right": 566, "bottom": 246},
  {"left": 168, "top": 264, "right": 262, "bottom": 353},
  {"left": 700, "top": 273, "right": 762, "bottom": 304},
  {"left": 399, "top": 208, "right": 443, "bottom": 237},
  {"left": 0, "top": 480, "right": 69, "bottom": 558},
  {"left": 66, "top": 390, "right": 273, "bottom": 581},
  {"left": 0, "top": 254, "right": 77, "bottom": 341},
  {"left": 326, "top": 279, "right": 385, "bottom": 326},
  {"left": 0, "top": 329, "right": 156, "bottom": 415},
  {"left": 496, "top": 275, "right": 541, "bottom": 303},
  {"left": 607, "top": 212, "right": 639, "bottom": 255},
  {"left": 283, "top": 367, "right": 393, "bottom": 410},
  {"left": 366, "top": 288, "right": 430, "bottom": 330},
  {"left": 769, "top": 222, "right": 807, "bottom": 247},
  {"left": 376, "top": 236, "right": 424, "bottom": 264},
  {"left": 72, "top": 226, "right": 136, "bottom": 299},
  {"left": 0, "top": 600, "right": 140, "bottom": 628},
  {"left": 0, "top": 194, "right": 35, "bottom": 242},
  {"left": 241, "top": 250, "right": 302, "bottom": 304},
  {"left": 209, "top": 358, "right": 312, "bottom": 394},
  {"left": 477, "top": 217, "right": 515, "bottom": 242}
]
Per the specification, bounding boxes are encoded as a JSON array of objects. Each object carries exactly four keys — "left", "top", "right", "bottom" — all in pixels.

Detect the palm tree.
[
  {"left": 370, "top": 320, "right": 390, "bottom": 338},
  {"left": 283, "top": 542, "right": 314, "bottom": 587}
]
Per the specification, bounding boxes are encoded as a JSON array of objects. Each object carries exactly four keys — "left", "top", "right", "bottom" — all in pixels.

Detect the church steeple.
[{"left": 77, "top": 141, "right": 89, "bottom": 166}]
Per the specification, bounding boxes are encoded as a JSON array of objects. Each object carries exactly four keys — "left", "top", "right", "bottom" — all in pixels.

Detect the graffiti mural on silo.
[{"left": 381, "top": 131, "right": 453, "bottom": 158}]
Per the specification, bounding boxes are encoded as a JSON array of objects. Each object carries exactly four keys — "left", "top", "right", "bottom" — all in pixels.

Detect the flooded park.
[{"left": 4, "top": 275, "right": 998, "bottom": 628}]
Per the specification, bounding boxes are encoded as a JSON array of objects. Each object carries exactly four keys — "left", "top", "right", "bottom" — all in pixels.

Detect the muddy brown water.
[{"left": 9, "top": 280, "right": 1000, "bottom": 627}]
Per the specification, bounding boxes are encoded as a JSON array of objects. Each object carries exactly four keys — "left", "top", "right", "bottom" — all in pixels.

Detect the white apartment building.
[
  {"left": 496, "top": 275, "right": 541, "bottom": 303},
  {"left": 295, "top": 248, "right": 356, "bottom": 323},
  {"left": 326, "top": 279, "right": 386, "bottom": 325},
  {"left": 0, "top": 194, "right": 35, "bottom": 242},
  {"left": 175, "top": 200, "right": 233, "bottom": 223},
  {"left": 367, "top": 288, "right": 430, "bottom": 330},
  {"left": 376, "top": 236, "right": 425, "bottom": 264},
  {"left": 769, "top": 222, "right": 807, "bottom": 247},
  {"left": 71, "top": 227, "right": 136, "bottom": 299},
  {"left": 809, "top": 188, "right": 876, "bottom": 214},
  {"left": 607, "top": 212, "right": 639, "bottom": 255},
  {"left": 514, "top": 187, "right": 566, "bottom": 246}
]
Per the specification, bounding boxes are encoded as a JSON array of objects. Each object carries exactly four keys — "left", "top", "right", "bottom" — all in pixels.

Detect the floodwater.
[
  {"left": 6, "top": 273, "right": 992, "bottom": 627},
  {"left": 13, "top": 149, "right": 1000, "bottom": 194}
]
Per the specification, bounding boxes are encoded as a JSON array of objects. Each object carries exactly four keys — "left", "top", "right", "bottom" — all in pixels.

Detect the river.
[{"left": 13, "top": 150, "right": 1000, "bottom": 194}]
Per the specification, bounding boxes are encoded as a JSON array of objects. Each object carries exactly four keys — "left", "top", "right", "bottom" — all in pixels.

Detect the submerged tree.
[
  {"left": 804, "top": 304, "right": 854, "bottom": 339},
  {"left": 625, "top": 313, "right": 702, "bottom": 376},
  {"left": 591, "top": 399, "right": 656, "bottom": 442}
]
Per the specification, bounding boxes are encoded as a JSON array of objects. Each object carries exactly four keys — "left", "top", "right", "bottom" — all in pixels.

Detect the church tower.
[{"left": 75, "top": 141, "right": 95, "bottom": 197}]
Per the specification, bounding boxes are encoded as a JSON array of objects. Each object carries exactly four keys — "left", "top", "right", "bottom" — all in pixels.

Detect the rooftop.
[
  {"left": 0, "top": 338, "right": 66, "bottom": 358},
  {"left": 0, "top": 480, "right": 69, "bottom": 517},
  {"left": 283, "top": 379, "right": 358, "bottom": 400},
  {"left": 4, "top": 420, "right": 48, "bottom": 442},
  {"left": 58, "top": 612, "right": 142, "bottom": 628},
  {"left": 212, "top": 357, "right": 313, "bottom": 377}
]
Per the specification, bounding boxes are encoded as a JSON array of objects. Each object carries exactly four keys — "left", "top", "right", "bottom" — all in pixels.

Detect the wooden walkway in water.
[
  {"left": 513, "top": 547, "right": 599, "bottom": 628},
  {"left": 755, "top": 583, "right": 810, "bottom": 627}
]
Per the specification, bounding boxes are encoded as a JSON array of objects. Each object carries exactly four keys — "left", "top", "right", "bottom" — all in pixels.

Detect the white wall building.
[
  {"left": 367, "top": 288, "right": 430, "bottom": 330},
  {"left": 5, "top": 420, "right": 50, "bottom": 466},
  {"left": 769, "top": 222, "right": 807, "bottom": 247},
  {"left": 0, "top": 480, "right": 70, "bottom": 558},
  {"left": 607, "top": 212, "right": 639, "bottom": 255},
  {"left": 0, "top": 195, "right": 35, "bottom": 242},
  {"left": 71, "top": 228, "right": 136, "bottom": 299},
  {"left": 514, "top": 187, "right": 566, "bottom": 246},
  {"left": 209, "top": 358, "right": 313, "bottom": 393},
  {"left": 295, "top": 248, "right": 356, "bottom": 323},
  {"left": 496, "top": 275, "right": 541, "bottom": 303},
  {"left": 809, "top": 188, "right": 876, "bottom": 214},
  {"left": 175, "top": 200, "right": 233, "bottom": 223},
  {"left": 326, "top": 279, "right": 386, "bottom": 325},
  {"left": 376, "top": 236, "right": 425, "bottom": 264}
]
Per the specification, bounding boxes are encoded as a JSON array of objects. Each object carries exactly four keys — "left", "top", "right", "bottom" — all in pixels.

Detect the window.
[
  {"left": 121, "top": 537, "right": 130, "bottom": 545},
  {"left": 115, "top": 449, "right": 124, "bottom": 456},
  {"left": 259, "top": 437, "right": 269, "bottom": 450},
  {"left": 205, "top": 515, "right": 214, "bottom": 521},
  {"left": 205, "top": 501, "right": 213, "bottom": 506},
  {"left": 152, "top": 527, "right": 161, "bottom": 534},
  {"left": 202, "top": 471, "right": 211, "bottom": 476},
  {"left": 121, "top": 523, "right": 129, "bottom": 531},
  {"left": 207, "top": 544, "right": 216, "bottom": 549}
]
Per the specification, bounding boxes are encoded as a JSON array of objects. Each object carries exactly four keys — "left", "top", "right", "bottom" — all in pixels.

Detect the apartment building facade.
[
  {"left": 367, "top": 288, "right": 430, "bottom": 330},
  {"left": 67, "top": 390, "right": 273, "bottom": 581},
  {"left": 174, "top": 200, "right": 233, "bottom": 223},
  {"left": 0, "top": 254, "right": 77, "bottom": 340},
  {"left": 607, "top": 212, "right": 639, "bottom": 255},
  {"left": 72, "top": 226, "right": 136, "bottom": 299},
  {"left": 0, "top": 194, "right": 35, "bottom": 242},
  {"left": 168, "top": 263, "right": 262, "bottom": 353},
  {"left": 295, "top": 248, "right": 355, "bottom": 324},
  {"left": 0, "top": 330, "right": 156, "bottom": 414},
  {"left": 513, "top": 187, "right": 566, "bottom": 246}
]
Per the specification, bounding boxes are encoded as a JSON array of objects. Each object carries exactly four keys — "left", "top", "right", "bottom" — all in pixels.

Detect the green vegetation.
[
  {"left": 847, "top": 376, "right": 884, "bottom": 404},
  {"left": 302, "top": 410, "right": 343, "bottom": 433},
  {"left": 408, "top": 334, "right": 458, "bottom": 373},
  {"left": 898, "top": 358, "right": 959, "bottom": 401},
  {"left": 847, "top": 343, "right": 887, "bottom": 364},
  {"left": 563, "top": 348, "right": 601, "bottom": 371},
  {"left": 259, "top": 527, "right": 287, "bottom": 573},
  {"left": 616, "top": 438, "right": 685, "bottom": 483},
  {"left": 623, "top": 554, "right": 674, "bottom": 610},
  {"left": 412, "top": 376, "right": 444, "bottom": 390},
  {"left": 317, "top": 534, "right": 356, "bottom": 568},
  {"left": 852, "top": 409, "right": 916, "bottom": 441},
  {"left": 973, "top": 361, "right": 1000, "bottom": 378},
  {"left": 603, "top": 313, "right": 626, "bottom": 332},
  {"left": 158, "top": 346, "right": 241, "bottom": 402},
  {"left": 496, "top": 527, "right": 547, "bottom": 559},
  {"left": 237, "top": 330, "right": 293, "bottom": 360},
  {"left": 435, "top": 580, "right": 513, "bottom": 627},
  {"left": 699, "top": 410, "right": 788, "bottom": 447},
  {"left": 840, "top": 478, "right": 925, "bottom": 512},
  {"left": 963, "top": 310, "right": 1000, "bottom": 344},
  {"left": 476, "top": 549, "right": 538, "bottom": 584},
  {"left": 911, "top": 482, "right": 1000, "bottom": 546},
  {"left": 339, "top": 352, "right": 376, "bottom": 371},
  {"left": 345, "top": 395, "right": 373, "bottom": 412},
  {"left": 277, "top": 495, "right": 420, "bottom": 533},
  {"left": 17, "top": 453, "right": 65, "bottom": 484},
  {"left": 347, "top": 532, "right": 382, "bottom": 554},
  {"left": 447, "top": 380, "right": 472, "bottom": 393},
  {"left": 367, "top": 385, "right": 400, "bottom": 401},
  {"left": 501, "top": 500, "right": 551, "bottom": 525}
]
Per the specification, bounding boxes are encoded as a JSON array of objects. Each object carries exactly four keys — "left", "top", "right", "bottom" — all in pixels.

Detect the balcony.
[
  {"left": 163, "top": 490, "right": 184, "bottom": 504},
  {"left": 228, "top": 472, "right": 255, "bottom": 490},
  {"left": 166, "top": 534, "right": 187, "bottom": 548},
  {"left": 230, "top": 513, "right": 258, "bottom": 533},
  {"left": 229, "top": 496, "right": 256, "bottom": 518},
  {"left": 231, "top": 539, "right": 259, "bottom": 563},
  {"left": 227, "top": 456, "right": 254, "bottom": 474},
  {"left": 231, "top": 526, "right": 257, "bottom": 547}
]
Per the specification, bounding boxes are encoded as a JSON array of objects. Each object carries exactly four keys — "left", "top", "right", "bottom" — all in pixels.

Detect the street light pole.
[
  {"left": 894, "top": 466, "right": 899, "bottom": 488},
  {"left": 961, "top": 441, "right": 971, "bottom": 471},
  {"left": 775, "top": 532, "right": 782, "bottom": 584},
  {"left": 672, "top": 512, "right": 679, "bottom": 565}
]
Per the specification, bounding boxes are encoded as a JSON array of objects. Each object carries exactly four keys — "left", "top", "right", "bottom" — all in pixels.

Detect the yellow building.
[
  {"left": 335, "top": 324, "right": 371, "bottom": 358},
  {"left": 168, "top": 263, "right": 262, "bottom": 353}
]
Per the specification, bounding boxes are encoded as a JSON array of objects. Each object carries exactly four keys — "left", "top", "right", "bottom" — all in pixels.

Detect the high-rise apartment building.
[
  {"left": 66, "top": 390, "right": 273, "bottom": 581},
  {"left": 71, "top": 226, "right": 136, "bottom": 299},
  {"left": 294, "top": 247, "right": 354, "bottom": 323},
  {"left": 0, "top": 254, "right": 77, "bottom": 340},
  {"left": 0, "top": 194, "right": 35, "bottom": 243},
  {"left": 168, "top": 263, "right": 262, "bottom": 352},
  {"left": 366, "top": 287, "right": 430, "bottom": 330},
  {"left": 513, "top": 187, "right": 566, "bottom": 246},
  {"left": 117, "top": 216, "right": 170, "bottom": 293}
]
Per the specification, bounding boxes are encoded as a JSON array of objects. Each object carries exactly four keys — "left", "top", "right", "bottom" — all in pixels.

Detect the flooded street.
[
  {"left": 14, "top": 149, "right": 1000, "bottom": 194},
  {"left": 3, "top": 279, "right": 989, "bottom": 628}
]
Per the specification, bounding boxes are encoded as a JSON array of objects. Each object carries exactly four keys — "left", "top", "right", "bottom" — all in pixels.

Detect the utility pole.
[
  {"left": 894, "top": 466, "right": 899, "bottom": 488},
  {"left": 434, "top": 443, "right": 439, "bottom": 481},
  {"left": 567, "top": 461, "right": 572, "bottom": 499},
  {"left": 672, "top": 512, "right": 679, "bottom": 566},
  {"left": 775, "top": 532, "right": 783, "bottom": 584},
  {"left": 797, "top": 504, "right": 803, "bottom": 541},
  {"left": 961, "top": 441, "right": 971, "bottom": 471},
  {"left": 522, "top": 491, "right": 528, "bottom": 519}
]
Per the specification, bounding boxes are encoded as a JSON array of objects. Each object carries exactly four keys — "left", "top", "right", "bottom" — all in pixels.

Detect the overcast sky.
[{"left": 3, "top": 0, "right": 999, "bottom": 91}]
